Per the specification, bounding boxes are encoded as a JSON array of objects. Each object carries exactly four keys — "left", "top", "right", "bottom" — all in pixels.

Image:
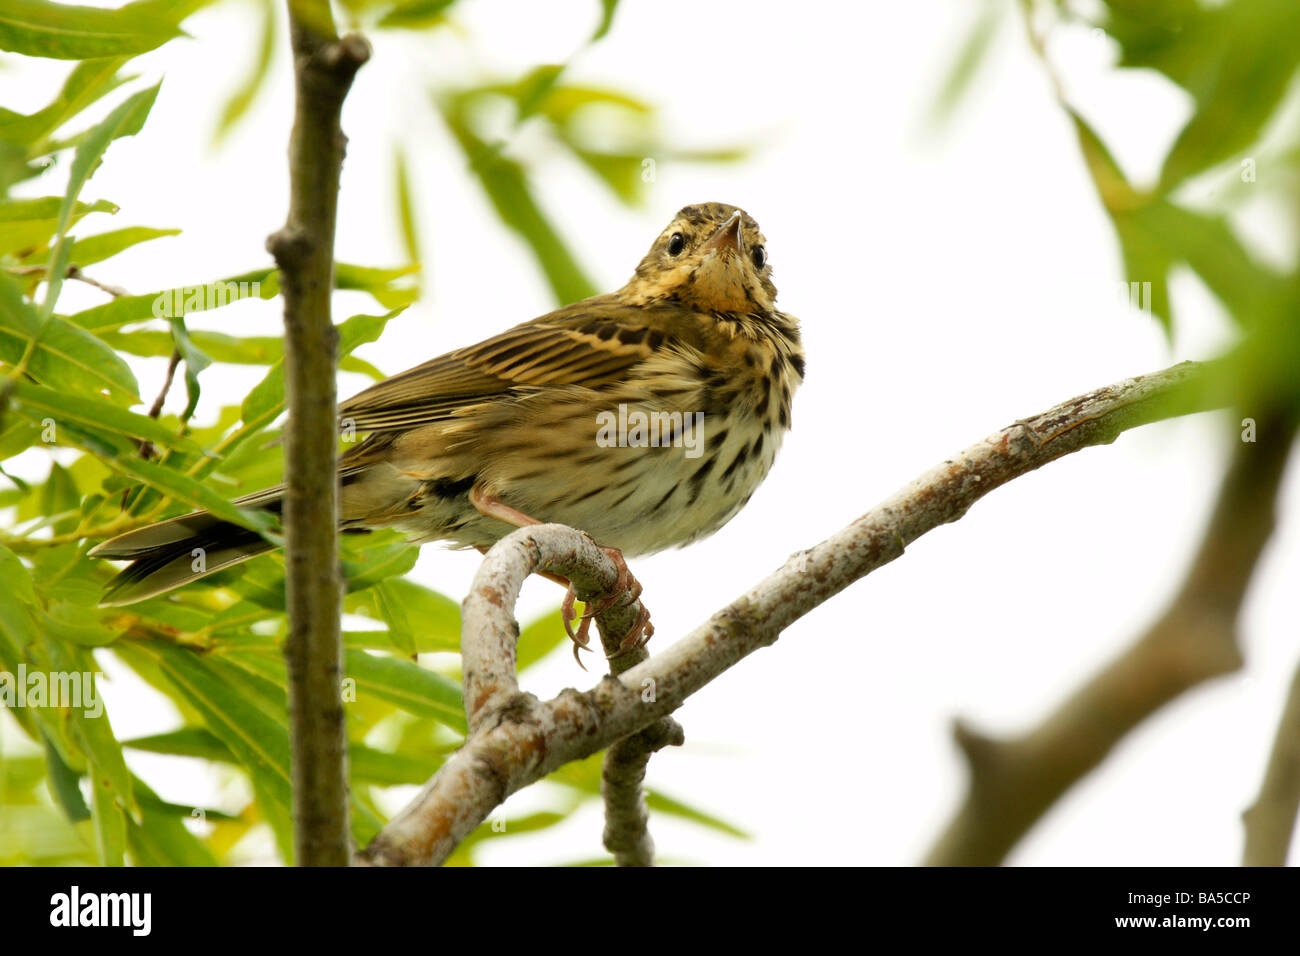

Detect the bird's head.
[{"left": 621, "top": 202, "right": 777, "bottom": 313}]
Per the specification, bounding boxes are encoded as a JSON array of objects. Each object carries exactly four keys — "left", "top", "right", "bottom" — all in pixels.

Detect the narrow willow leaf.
[
  {"left": 6, "top": 380, "right": 199, "bottom": 450},
  {"left": 67, "top": 267, "right": 277, "bottom": 333},
  {"left": 376, "top": 0, "right": 454, "bottom": 29},
  {"left": 0, "top": 0, "right": 190, "bottom": 59},
  {"left": 125, "top": 775, "right": 219, "bottom": 866},
  {"left": 393, "top": 143, "right": 421, "bottom": 267},
  {"left": 0, "top": 56, "right": 130, "bottom": 148},
  {"left": 441, "top": 107, "right": 597, "bottom": 304},
  {"left": 141, "top": 639, "right": 294, "bottom": 806},
  {"left": 0, "top": 273, "right": 139, "bottom": 400},
  {"left": 22, "top": 226, "right": 179, "bottom": 269},
  {"left": 43, "top": 83, "right": 161, "bottom": 317},
  {"left": 0, "top": 196, "right": 117, "bottom": 258},
  {"left": 590, "top": 0, "right": 618, "bottom": 41},
  {"left": 213, "top": 0, "right": 276, "bottom": 144},
  {"left": 88, "top": 762, "right": 127, "bottom": 866},
  {"left": 343, "top": 649, "right": 466, "bottom": 732},
  {"left": 927, "top": 0, "right": 1004, "bottom": 130}
]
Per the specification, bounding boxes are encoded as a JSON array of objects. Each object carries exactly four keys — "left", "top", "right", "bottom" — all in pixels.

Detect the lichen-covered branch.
[
  {"left": 266, "top": 3, "right": 369, "bottom": 867},
  {"left": 926, "top": 412, "right": 1296, "bottom": 866},
  {"left": 360, "top": 360, "right": 1226, "bottom": 867}
]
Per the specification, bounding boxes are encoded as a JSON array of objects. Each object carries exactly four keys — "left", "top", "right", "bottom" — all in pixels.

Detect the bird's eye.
[
  {"left": 751, "top": 246, "right": 767, "bottom": 269},
  {"left": 667, "top": 233, "right": 686, "bottom": 256}
]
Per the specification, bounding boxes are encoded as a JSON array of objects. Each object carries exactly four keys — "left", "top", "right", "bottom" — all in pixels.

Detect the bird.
[{"left": 90, "top": 202, "right": 805, "bottom": 657}]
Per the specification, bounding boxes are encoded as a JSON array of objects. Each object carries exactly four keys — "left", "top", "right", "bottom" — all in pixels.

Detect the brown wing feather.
[{"left": 337, "top": 295, "right": 677, "bottom": 434}]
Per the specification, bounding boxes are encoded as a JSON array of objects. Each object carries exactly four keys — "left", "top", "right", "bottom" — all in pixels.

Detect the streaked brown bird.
[{"left": 91, "top": 202, "right": 805, "bottom": 654}]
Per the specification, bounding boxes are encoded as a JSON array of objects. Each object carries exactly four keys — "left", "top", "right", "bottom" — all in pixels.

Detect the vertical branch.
[
  {"left": 1242, "top": 657, "right": 1300, "bottom": 865},
  {"left": 596, "top": 619, "right": 684, "bottom": 867},
  {"left": 266, "top": 2, "right": 369, "bottom": 867}
]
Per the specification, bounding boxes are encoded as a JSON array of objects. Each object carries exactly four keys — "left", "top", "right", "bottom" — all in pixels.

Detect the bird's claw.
[{"left": 557, "top": 546, "right": 652, "bottom": 668}]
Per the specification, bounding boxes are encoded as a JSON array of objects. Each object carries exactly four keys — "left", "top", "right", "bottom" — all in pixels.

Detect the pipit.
[{"left": 92, "top": 202, "right": 805, "bottom": 658}]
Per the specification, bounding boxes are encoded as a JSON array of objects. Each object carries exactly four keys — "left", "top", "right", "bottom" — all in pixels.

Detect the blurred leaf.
[
  {"left": 341, "top": 528, "right": 418, "bottom": 591},
  {"left": 515, "top": 605, "right": 570, "bottom": 672},
  {"left": 928, "top": 0, "right": 1004, "bottom": 130},
  {"left": 377, "top": 0, "right": 453, "bottom": 29},
  {"left": 0, "top": 0, "right": 192, "bottom": 59},
  {"left": 213, "top": 0, "right": 276, "bottom": 144},
  {"left": 590, "top": 0, "right": 618, "bottom": 42},
  {"left": 1156, "top": 1, "right": 1300, "bottom": 190},
  {"left": 138, "top": 638, "right": 293, "bottom": 808},
  {"left": 393, "top": 143, "right": 421, "bottom": 267},
  {"left": 441, "top": 102, "right": 597, "bottom": 304}
]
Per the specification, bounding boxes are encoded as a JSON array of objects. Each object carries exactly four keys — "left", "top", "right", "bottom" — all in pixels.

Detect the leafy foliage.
[
  {"left": 937, "top": 0, "right": 1300, "bottom": 416},
  {"left": 0, "top": 0, "right": 745, "bottom": 865}
]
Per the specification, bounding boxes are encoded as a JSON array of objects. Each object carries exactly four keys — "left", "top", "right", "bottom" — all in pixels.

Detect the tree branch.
[
  {"left": 596, "top": 618, "right": 684, "bottom": 867},
  {"left": 926, "top": 412, "right": 1296, "bottom": 866},
  {"left": 1243, "top": 653, "right": 1300, "bottom": 865},
  {"left": 359, "top": 360, "right": 1226, "bottom": 866},
  {"left": 266, "top": 3, "right": 369, "bottom": 867}
]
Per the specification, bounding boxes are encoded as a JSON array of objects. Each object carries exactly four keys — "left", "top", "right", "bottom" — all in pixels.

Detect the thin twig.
[
  {"left": 267, "top": 3, "right": 370, "bottom": 867},
  {"left": 359, "top": 359, "right": 1226, "bottom": 867}
]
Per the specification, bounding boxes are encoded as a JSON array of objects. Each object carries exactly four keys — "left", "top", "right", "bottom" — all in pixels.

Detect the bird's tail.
[{"left": 90, "top": 491, "right": 282, "bottom": 607}]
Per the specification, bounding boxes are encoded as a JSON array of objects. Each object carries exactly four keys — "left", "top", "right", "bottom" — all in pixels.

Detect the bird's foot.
[{"left": 559, "top": 547, "right": 653, "bottom": 667}]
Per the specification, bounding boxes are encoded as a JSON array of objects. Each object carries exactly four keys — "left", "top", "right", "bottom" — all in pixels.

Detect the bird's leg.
[{"left": 469, "top": 485, "right": 651, "bottom": 662}]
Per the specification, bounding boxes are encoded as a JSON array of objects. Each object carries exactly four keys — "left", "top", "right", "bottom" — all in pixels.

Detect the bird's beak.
[{"left": 701, "top": 211, "right": 744, "bottom": 258}]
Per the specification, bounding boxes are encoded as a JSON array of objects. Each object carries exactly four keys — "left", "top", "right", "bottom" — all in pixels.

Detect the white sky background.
[{"left": 5, "top": 0, "right": 1299, "bottom": 865}]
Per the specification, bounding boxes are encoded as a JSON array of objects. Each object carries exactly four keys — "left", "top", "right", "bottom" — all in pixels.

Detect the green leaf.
[
  {"left": 441, "top": 105, "right": 597, "bottom": 304},
  {"left": 0, "top": 56, "right": 130, "bottom": 151},
  {"left": 67, "top": 268, "right": 277, "bottom": 333},
  {"left": 0, "top": 544, "right": 36, "bottom": 604},
  {"left": 1156, "top": 0, "right": 1300, "bottom": 190},
  {"left": 0, "top": 196, "right": 117, "bottom": 258},
  {"left": 349, "top": 743, "right": 437, "bottom": 786},
  {"left": 125, "top": 775, "right": 219, "bottom": 866},
  {"left": 590, "top": 0, "right": 618, "bottom": 42},
  {"left": 213, "top": 0, "right": 275, "bottom": 144},
  {"left": 6, "top": 380, "right": 198, "bottom": 450},
  {"left": 139, "top": 639, "right": 293, "bottom": 807},
  {"left": 0, "top": 273, "right": 140, "bottom": 400},
  {"left": 342, "top": 533, "right": 418, "bottom": 591},
  {"left": 376, "top": 0, "right": 454, "bottom": 30},
  {"left": 42, "top": 83, "right": 160, "bottom": 317},
  {"left": 344, "top": 649, "right": 466, "bottom": 732},
  {"left": 21, "top": 226, "right": 179, "bottom": 269},
  {"left": 102, "top": 457, "right": 276, "bottom": 533},
  {"left": 88, "top": 759, "right": 127, "bottom": 865},
  {"left": 356, "top": 577, "right": 460, "bottom": 654},
  {"left": 928, "top": 0, "right": 1004, "bottom": 130},
  {"left": 0, "top": 0, "right": 191, "bottom": 59},
  {"left": 516, "top": 606, "right": 570, "bottom": 672},
  {"left": 393, "top": 144, "right": 421, "bottom": 267}
]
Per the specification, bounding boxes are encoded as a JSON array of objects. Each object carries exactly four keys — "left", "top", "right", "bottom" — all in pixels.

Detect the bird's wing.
[{"left": 337, "top": 296, "right": 677, "bottom": 434}]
